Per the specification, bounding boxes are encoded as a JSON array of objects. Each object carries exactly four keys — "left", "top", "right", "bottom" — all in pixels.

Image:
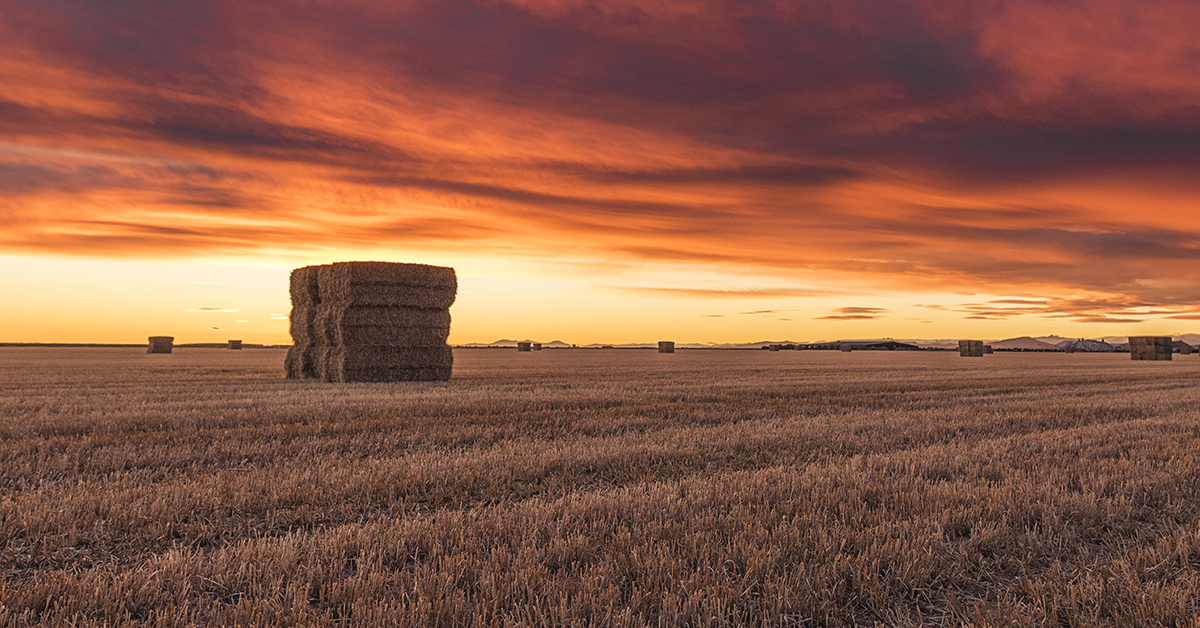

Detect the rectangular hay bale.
[
  {"left": 319, "top": 345, "right": 454, "bottom": 382},
  {"left": 329, "top": 326, "right": 450, "bottom": 347},
  {"left": 314, "top": 283, "right": 457, "bottom": 309},
  {"left": 330, "top": 305, "right": 451, "bottom": 328},
  {"left": 1129, "top": 336, "right": 1172, "bottom": 361},
  {"left": 290, "top": 266, "right": 322, "bottom": 309},
  {"left": 319, "top": 261, "right": 457, "bottom": 291},
  {"left": 959, "top": 340, "right": 984, "bottom": 357},
  {"left": 148, "top": 336, "right": 173, "bottom": 354},
  {"left": 658, "top": 341, "right": 674, "bottom": 353}
]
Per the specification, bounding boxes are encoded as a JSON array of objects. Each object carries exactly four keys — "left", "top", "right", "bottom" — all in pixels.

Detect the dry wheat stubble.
[{"left": 2, "top": 348, "right": 1200, "bottom": 626}]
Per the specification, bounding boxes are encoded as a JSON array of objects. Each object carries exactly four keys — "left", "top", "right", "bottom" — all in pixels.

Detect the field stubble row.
[{"left": 2, "top": 348, "right": 1200, "bottom": 626}]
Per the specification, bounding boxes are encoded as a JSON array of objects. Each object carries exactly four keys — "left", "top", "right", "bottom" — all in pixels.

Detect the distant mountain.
[
  {"left": 456, "top": 339, "right": 578, "bottom": 347},
  {"left": 990, "top": 336, "right": 1062, "bottom": 351}
]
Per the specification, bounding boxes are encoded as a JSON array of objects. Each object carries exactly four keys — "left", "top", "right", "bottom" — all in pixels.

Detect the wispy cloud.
[{"left": 816, "top": 307, "right": 891, "bottom": 320}]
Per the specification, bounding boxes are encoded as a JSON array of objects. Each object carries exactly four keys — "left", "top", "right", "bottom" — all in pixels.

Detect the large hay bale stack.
[
  {"left": 1130, "top": 336, "right": 1172, "bottom": 361},
  {"left": 286, "top": 262, "right": 456, "bottom": 382},
  {"left": 147, "top": 336, "right": 173, "bottom": 354},
  {"left": 658, "top": 341, "right": 675, "bottom": 353},
  {"left": 959, "top": 340, "right": 984, "bottom": 357},
  {"left": 518, "top": 341, "right": 532, "bottom": 352},
  {"left": 228, "top": 340, "right": 242, "bottom": 350}
]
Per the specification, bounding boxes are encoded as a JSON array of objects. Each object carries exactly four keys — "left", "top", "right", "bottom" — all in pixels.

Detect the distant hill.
[{"left": 990, "top": 336, "right": 1062, "bottom": 351}]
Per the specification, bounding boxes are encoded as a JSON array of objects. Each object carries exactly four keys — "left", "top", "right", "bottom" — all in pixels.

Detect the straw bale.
[
  {"left": 658, "top": 341, "right": 674, "bottom": 353},
  {"left": 331, "top": 326, "right": 450, "bottom": 347},
  {"left": 317, "top": 305, "right": 451, "bottom": 330},
  {"left": 147, "top": 336, "right": 174, "bottom": 354},
  {"left": 288, "top": 306, "right": 320, "bottom": 346},
  {"left": 337, "top": 366, "right": 453, "bottom": 383},
  {"left": 840, "top": 344, "right": 852, "bottom": 352},
  {"left": 768, "top": 344, "right": 781, "bottom": 352},
  {"left": 1129, "top": 336, "right": 1172, "bottom": 361},
  {"left": 285, "top": 344, "right": 321, "bottom": 379},
  {"left": 959, "top": 340, "right": 984, "bottom": 357},
  {"left": 533, "top": 343, "right": 542, "bottom": 351},
  {"left": 319, "top": 345, "right": 454, "bottom": 382},
  {"left": 983, "top": 345, "right": 994, "bottom": 354},
  {"left": 290, "top": 266, "right": 322, "bottom": 309},
  {"left": 228, "top": 340, "right": 242, "bottom": 350},
  {"left": 319, "top": 261, "right": 457, "bottom": 291},
  {"left": 518, "top": 341, "right": 532, "bottom": 352},
  {"left": 315, "top": 283, "right": 457, "bottom": 309}
]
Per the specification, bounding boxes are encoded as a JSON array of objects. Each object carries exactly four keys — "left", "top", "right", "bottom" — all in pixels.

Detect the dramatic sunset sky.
[{"left": 2, "top": 0, "right": 1199, "bottom": 344}]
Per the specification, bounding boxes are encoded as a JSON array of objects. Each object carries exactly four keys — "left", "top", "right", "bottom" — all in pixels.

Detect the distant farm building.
[
  {"left": 959, "top": 340, "right": 984, "bottom": 357},
  {"left": 658, "top": 341, "right": 675, "bottom": 353},
  {"left": 1129, "top": 336, "right": 1172, "bottom": 361},
  {"left": 1060, "top": 339, "right": 1115, "bottom": 353},
  {"left": 1173, "top": 340, "right": 1194, "bottom": 355}
]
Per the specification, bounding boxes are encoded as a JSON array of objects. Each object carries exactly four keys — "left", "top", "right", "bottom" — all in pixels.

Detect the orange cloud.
[{"left": 1, "top": 0, "right": 1199, "bottom": 328}]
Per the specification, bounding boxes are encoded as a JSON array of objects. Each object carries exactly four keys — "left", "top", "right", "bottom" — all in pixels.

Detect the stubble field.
[{"left": 2, "top": 347, "right": 1200, "bottom": 627}]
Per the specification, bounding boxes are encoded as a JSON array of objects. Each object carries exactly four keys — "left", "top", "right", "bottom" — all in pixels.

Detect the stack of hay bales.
[
  {"left": 768, "top": 344, "right": 781, "bottom": 352},
  {"left": 658, "top": 341, "right": 675, "bottom": 353},
  {"left": 228, "top": 340, "right": 242, "bottom": 350},
  {"left": 533, "top": 342, "right": 543, "bottom": 351},
  {"left": 1130, "top": 336, "right": 1172, "bottom": 361},
  {"left": 286, "top": 262, "right": 456, "bottom": 382},
  {"left": 517, "top": 341, "right": 532, "bottom": 352},
  {"left": 840, "top": 344, "right": 853, "bottom": 352},
  {"left": 148, "top": 336, "right": 173, "bottom": 354},
  {"left": 959, "top": 340, "right": 984, "bottom": 357}
]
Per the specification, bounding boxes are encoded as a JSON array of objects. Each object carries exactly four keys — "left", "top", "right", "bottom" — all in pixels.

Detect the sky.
[{"left": 2, "top": 0, "right": 1199, "bottom": 345}]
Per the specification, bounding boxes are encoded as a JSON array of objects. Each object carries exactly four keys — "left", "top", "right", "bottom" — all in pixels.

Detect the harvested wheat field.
[{"left": 3, "top": 348, "right": 1200, "bottom": 626}]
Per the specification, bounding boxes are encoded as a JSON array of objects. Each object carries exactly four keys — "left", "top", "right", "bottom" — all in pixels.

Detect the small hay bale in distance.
[
  {"left": 658, "top": 341, "right": 675, "bottom": 353},
  {"left": 840, "top": 344, "right": 853, "bottom": 352},
  {"left": 768, "top": 344, "right": 781, "bottom": 352},
  {"left": 147, "top": 336, "right": 174, "bottom": 354},
  {"left": 1130, "top": 336, "right": 1172, "bottom": 361},
  {"left": 533, "top": 343, "right": 543, "bottom": 351},
  {"left": 959, "top": 340, "right": 984, "bottom": 357},
  {"left": 983, "top": 345, "right": 994, "bottom": 354},
  {"left": 228, "top": 340, "right": 242, "bottom": 350},
  {"left": 518, "top": 341, "right": 532, "bottom": 352}
]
